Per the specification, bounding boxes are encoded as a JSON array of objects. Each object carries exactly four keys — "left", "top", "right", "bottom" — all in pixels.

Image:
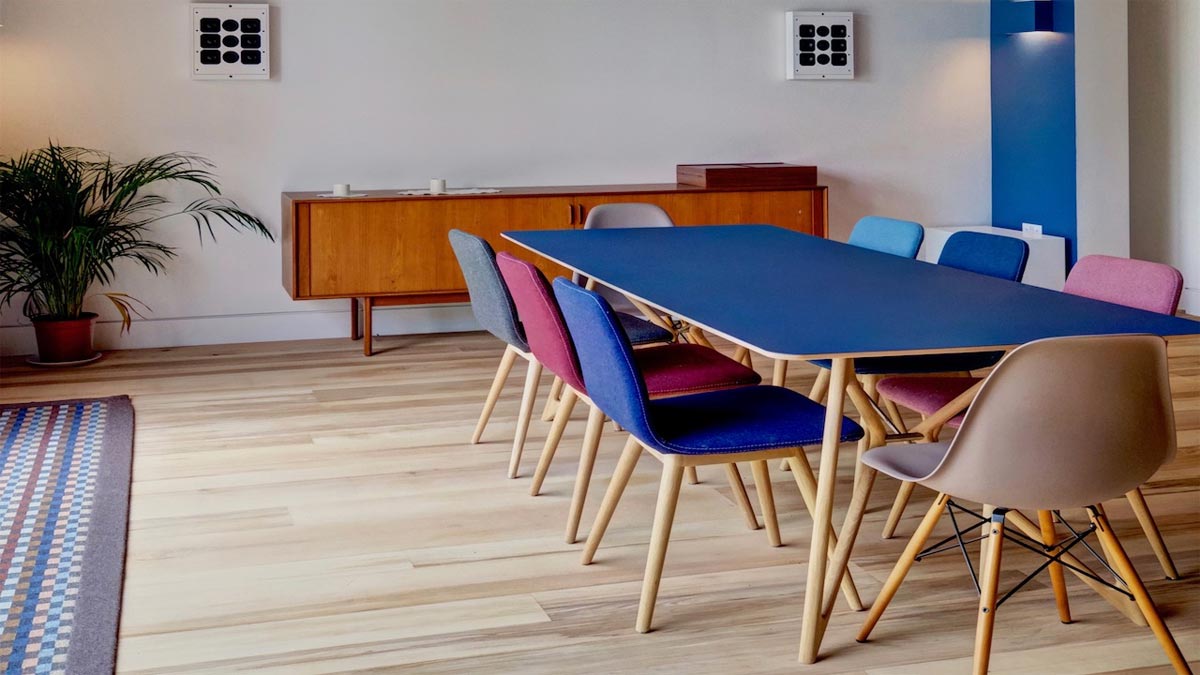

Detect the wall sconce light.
[{"left": 993, "top": 0, "right": 1054, "bottom": 35}]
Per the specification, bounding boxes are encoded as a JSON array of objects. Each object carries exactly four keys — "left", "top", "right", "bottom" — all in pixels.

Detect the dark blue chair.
[
  {"left": 847, "top": 216, "right": 925, "bottom": 259},
  {"left": 553, "top": 278, "right": 864, "bottom": 633}
]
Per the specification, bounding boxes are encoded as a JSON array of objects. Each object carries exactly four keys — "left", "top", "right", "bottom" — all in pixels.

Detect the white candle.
[
  {"left": 333, "top": 183, "right": 351, "bottom": 197},
  {"left": 430, "top": 178, "right": 447, "bottom": 194}
]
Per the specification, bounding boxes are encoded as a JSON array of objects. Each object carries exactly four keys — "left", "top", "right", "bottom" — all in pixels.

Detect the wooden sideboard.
[{"left": 282, "top": 183, "right": 828, "bottom": 354}]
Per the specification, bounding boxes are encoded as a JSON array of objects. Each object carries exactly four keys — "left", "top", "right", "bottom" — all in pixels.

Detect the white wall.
[
  {"left": 0, "top": 0, "right": 993, "bottom": 355},
  {"left": 1129, "top": 0, "right": 1200, "bottom": 313}
]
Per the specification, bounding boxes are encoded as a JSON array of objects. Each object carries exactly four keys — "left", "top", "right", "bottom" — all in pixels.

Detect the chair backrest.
[
  {"left": 929, "top": 334, "right": 1175, "bottom": 510},
  {"left": 1063, "top": 255, "right": 1184, "bottom": 315},
  {"left": 496, "top": 253, "right": 586, "bottom": 392},
  {"left": 937, "top": 231, "right": 1030, "bottom": 282},
  {"left": 582, "top": 203, "right": 675, "bottom": 230},
  {"left": 447, "top": 230, "right": 527, "bottom": 351},
  {"left": 847, "top": 216, "right": 925, "bottom": 259},
  {"left": 552, "top": 278, "right": 655, "bottom": 441}
]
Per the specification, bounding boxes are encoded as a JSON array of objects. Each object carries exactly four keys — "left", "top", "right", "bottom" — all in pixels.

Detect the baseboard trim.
[{"left": 0, "top": 304, "right": 480, "bottom": 357}]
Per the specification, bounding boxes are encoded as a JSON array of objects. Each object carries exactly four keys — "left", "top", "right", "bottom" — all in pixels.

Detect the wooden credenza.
[{"left": 282, "top": 183, "right": 828, "bottom": 354}]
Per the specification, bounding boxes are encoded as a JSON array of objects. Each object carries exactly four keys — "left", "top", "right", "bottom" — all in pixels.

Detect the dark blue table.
[{"left": 504, "top": 224, "right": 1200, "bottom": 663}]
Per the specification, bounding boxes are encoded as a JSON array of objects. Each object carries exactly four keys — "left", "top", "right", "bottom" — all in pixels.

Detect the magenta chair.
[
  {"left": 876, "top": 255, "right": 1186, "bottom": 580},
  {"left": 496, "top": 253, "right": 765, "bottom": 544}
]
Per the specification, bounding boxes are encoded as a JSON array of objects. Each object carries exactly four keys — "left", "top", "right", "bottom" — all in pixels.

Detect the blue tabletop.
[{"left": 504, "top": 225, "right": 1200, "bottom": 360}]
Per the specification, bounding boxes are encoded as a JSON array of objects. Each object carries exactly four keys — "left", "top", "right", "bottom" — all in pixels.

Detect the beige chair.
[{"left": 857, "top": 335, "right": 1188, "bottom": 675}]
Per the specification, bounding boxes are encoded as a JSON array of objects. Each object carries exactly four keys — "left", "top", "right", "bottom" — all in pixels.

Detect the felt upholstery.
[
  {"left": 1063, "top": 255, "right": 1184, "bottom": 315},
  {"left": 448, "top": 230, "right": 528, "bottom": 352},
  {"left": 809, "top": 351, "right": 1003, "bottom": 375},
  {"left": 497, "top": 253, "right": 755, "bottom": 397},
  {"left": 875, "top": 376, "right": 974, "bottom": 428},
  {"left": 617, "top": 312, "right": 674, "bottom": 345},
  {"left": 847, "top": 216, "right": 925, "bottom": 259},
  {"left": 937, "top": 231, "right": 1030, "bottom": 282},
  {"left": 553, "top": 278, "right": 862, "bottom": 455}
]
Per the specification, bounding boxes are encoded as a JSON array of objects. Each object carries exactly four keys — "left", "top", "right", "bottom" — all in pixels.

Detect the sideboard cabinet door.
[{"left": 574, "top": 189, "right": 823, "bottom": 237}]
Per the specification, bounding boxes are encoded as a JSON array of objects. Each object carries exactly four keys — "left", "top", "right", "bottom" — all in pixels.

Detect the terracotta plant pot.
[{"left": 32, "top": 313, "right": 99, "bottom": 364}]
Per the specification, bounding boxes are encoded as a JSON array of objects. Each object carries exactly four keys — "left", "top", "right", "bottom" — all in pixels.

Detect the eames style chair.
[
  {"left": 496, "top": 253, "right": 763, "bottom": 543},
  {"left": 553, "top": 278, "right": 866, "bottom": 633},
  {"left": 857, "top": 335, "right": 1188, "bottom": 675},
  {"left": 877, "top": 256, "right": 1187, "bottom": 578},
  {"left": 449, "top": 230, "right": 671, "bottom": 479},
  {"left": 578, "top": 203, "right": 676, "bottom": 314}
]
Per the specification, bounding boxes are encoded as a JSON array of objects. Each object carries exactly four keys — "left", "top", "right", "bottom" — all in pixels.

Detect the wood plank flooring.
[{"left": 0, "top": 332, "right": 1197, "bottom": 674}]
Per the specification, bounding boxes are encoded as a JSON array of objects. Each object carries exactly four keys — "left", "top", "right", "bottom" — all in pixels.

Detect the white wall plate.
[
  {"left": 192, "top": 3, "right": 270, "bottom": 80},
  {"left": 786, "top": 11, "right": 854, "bottom": 80}
]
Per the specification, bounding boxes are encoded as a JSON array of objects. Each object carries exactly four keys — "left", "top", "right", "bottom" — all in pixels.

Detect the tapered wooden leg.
[
  {"left": 787, "top": 450, "right": 863, "bottom": 611},
  {"left": 858, "top": 493, "right": 949, "bottom": 642},
  {"left": 685, "top": 466, "right": 700, "bottom": 485},
  {"left": 1125, "top": 488, "right": 1180, "bottom": 579},
  {"left": 507, "top": 359, "right": 543, "bottom": 479},
  {"left": 530, "top": 387, "right": 579, "bottom": 495},
  {"left": 1038, "top": 510, "right": 1072, "bottom": 623},
  {"left": 472, "top": 345, "right": 519, "bottom": 444},
  {"left": 973, "top": 510, "right": 1006, "bottom": 675},
  {"left": 363, "top": 297, "right": 374, "bottom": 356},
  {"left": 773, "top": 359, "right": 789, "bottom": 387},
  {"left": 750, "top": 460, "right": 781, "bottom": 547},
  {"left": 733, "top": 345, "right": 749, "bottom": 365},
  {"left": 799, "top": 357, "right": 850, "bottom": 663},
  {"left": 783, "top": 368, "right": 831, "bottom": 472},
  {"left": 582, "top": 437, "right": 644, "bottom": 565},
  {"left": 636, "top": 458, "right": 685, "bottom": 633},
  {"left": 350, "top": 298, "right": 362, "bottom": 340},
  {"left": 540, "top": 376, "right": 564, "bottom": 422},
  {"left": 882, "top": 481, "right": 916, "bottom": 539},
  {"left": 1088, "top": 507, "right": 1190, "bottom": 674},
  {"left": 566, "top": 404, "right": 606, "bottom": 544},
  {"left": 978, "top": 504, "right": 995, "bottom": 571},
  {"left": 725, "top": 463, "right": 760, "bottom": 530},
  {"left": 881, "top": 397, "right": 908, "bottom": 433}
]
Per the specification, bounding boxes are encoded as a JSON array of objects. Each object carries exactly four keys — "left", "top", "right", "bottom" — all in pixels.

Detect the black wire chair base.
[{"left": 914, "top": 501, "right": 1134, "bottom": 610}]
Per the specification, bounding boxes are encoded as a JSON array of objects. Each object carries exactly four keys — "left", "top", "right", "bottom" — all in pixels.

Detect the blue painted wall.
[{"left": 990, "top": 0, "right": 1076, "bottom": 263}]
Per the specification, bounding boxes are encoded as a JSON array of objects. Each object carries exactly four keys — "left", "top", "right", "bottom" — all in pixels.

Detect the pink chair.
[
  {"left": 496, "top": 253, "right": 769, "bottom": 545},
  {"left": 875, "top": 255, "right": 1185, "bottom": 580}
]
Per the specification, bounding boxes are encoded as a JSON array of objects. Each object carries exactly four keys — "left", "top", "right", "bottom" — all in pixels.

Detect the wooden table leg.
[
  {"left": 799, "top": 357, "right": 851, "bottom": 664},
  {"left": 350, "top": 298, "right": 362, "bottom": 341},
  {"left": 363, "top": 297, "right": 374, "bottom": 356}
]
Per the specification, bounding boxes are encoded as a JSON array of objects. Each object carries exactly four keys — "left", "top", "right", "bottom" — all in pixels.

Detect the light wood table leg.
[
  {"left": 787, "top": 450, "right": 863, "bottom": 611},
  {"left": 1125, "top": 487, "right": 1180, "bottom": 579},
  {"left": 363, "top": 297, "right": 374, "bottom": 356},
  {"left": 1038, "top": 510, "right": 1072, "bottom": 623},
  {"left": 798, "top": 357, "right": 850, "bottom": 664},
  {"left": 725, "top": 463, "right": 761, "bottom": 531},
  {"left": 472, "top": 345, "right": 518, "bottom": 444},
  {"left": 566, "top": 403, "right": 606, "bottom": 544},
  {"left": 772, "top": 358, "right": 789, "bottom": 387},
  {"left": 350, "top": 298, "right": 362, "bottom": 341},
  {"left": 530, "top": 387, "right": 578, "bottom": 495},
  {"left": 507, "top": 358, "right": 543, "bottom": 479}
]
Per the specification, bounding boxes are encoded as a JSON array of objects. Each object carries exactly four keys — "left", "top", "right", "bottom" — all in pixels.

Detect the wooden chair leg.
[
  {"left": 772, "top": 359, "right": 789, "bottom": 387},
  {"left": 363, "top": 297, "right": 374, "bottom": 356},
  {"left": 732, "top": 345, "right": 749, "bottom": 365},
  {"left": 1088, "top": 506, "right": 1190, "bottom": 674},
  {"left": 973, "top": 510, "right": 1006, "bottom": 675},
  {"left": 530, "top": 388, "right": 579, "bottom": 495},
  {"left": 1125, "top": 488, "right": 1181, "bottom": 580},
  {"left": 566, "top": 404, "right": 606, "bottom": 544},
  {"left": 350, "top": 298, "right": 362, "bottom": 340},
  {"left": 858, "top": 493, "right": 948, "bottom": 642},
  {"left": 787, "top": 450, "right": 863, "bottom": 611},
  {"left": 724, "top": 463, "right": 760, "bottom": 530},
  {"left": 685, "top": 466, "right": 700, "bottom": 485},
  {"left": 472, "top": 345, "right": 518, "bottom": 444},
  {"left": 882, "top": 481, "right": 917, "bottom": 539},
  {"left": 881, "top": 396, "right": 909, "bottom": 433},
  {"left": 636, "top": 458, "right": 686, "bottom": 633},
  {"left": 1038, "top": 510, "right": 1072, "bottom": 623},
  {"left": 582, "top": 438, "right": 644, "bottom": 564},
  {"left": 540, "top": 376, "right": 564, "bottom": 422},
  {"left": 507, "top": 359, "right": 543, "bottom": 479},
  {"left": 750, "top": 460, "right": 781, "bottom": 547}
]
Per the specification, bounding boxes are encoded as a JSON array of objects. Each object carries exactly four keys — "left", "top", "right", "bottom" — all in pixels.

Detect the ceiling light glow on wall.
[{"left": 993, "top": 0, "right": 1054, "bottom": 35}]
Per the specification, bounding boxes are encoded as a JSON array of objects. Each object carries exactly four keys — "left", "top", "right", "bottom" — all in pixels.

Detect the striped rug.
[{"left": 0, "top": 396, "right": 134, "bottom": 675}]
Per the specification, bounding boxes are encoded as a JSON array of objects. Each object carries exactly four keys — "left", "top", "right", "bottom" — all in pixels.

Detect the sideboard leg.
[
  {"left": 363, "top": 297, "right": 374, "bottom": 356},
  {"left": 350, "top": 298, "right": 362, "bottom": 341}
]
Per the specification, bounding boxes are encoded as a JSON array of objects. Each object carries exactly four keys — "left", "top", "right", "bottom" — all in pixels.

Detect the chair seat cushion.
[
  {"left": 616, "top": 311, "right": 673, "bottom": 345},
  {"left": 876, "top": 376, "right": 980, "bottom": 428},
  {"left": 644, "top": 386, "right": 864, "bottom": 455},
  {"left": 809, "top": 351, "right": 1003, "bottom": 375},
  {"left": 861, "top": 441, "right": 952, "bottom": 482},
  {"left": 637, "top": 344, "right": 762, "bottom": 397}
]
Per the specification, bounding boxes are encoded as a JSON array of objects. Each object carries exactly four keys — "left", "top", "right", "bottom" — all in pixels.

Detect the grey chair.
[
  {"left": 449, "top": 229, "right": 672, "bottom": 479},
  {"left": 857, "top": 334, "right": 1187, "bottom": 675}
]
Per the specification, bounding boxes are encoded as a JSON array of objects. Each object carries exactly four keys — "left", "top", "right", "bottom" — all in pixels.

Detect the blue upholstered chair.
[
  {"left": 848, "top": 216, "right": 925, "bottom": 259},
  {"left": 448, "top": 230, "right": 672, "bottom": 479},
  {"left": 553, "top": 278, "right": 865, "bottom": 633}
]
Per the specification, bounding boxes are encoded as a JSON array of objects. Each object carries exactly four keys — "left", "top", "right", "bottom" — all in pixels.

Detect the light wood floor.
[{"left": 1, "top": 332, "right": 1197, "bottom": 674}]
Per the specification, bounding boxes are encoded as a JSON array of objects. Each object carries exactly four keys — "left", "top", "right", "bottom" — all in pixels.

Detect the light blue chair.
[{"left": 847, "top": 216, "right": 925, "bottom": 259}]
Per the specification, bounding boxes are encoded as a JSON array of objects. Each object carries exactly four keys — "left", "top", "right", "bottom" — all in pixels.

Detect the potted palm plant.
[{"left": 0, "top": 143, "right": 272, "bottom": 364}]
